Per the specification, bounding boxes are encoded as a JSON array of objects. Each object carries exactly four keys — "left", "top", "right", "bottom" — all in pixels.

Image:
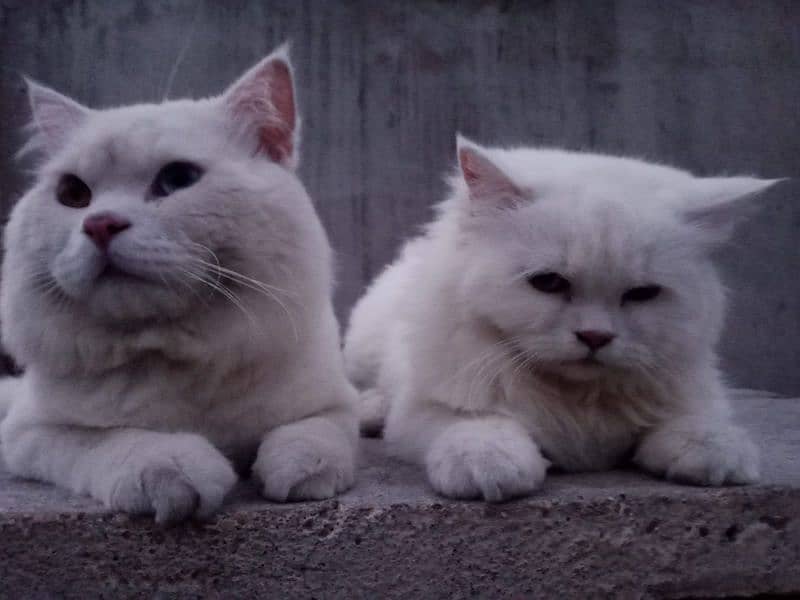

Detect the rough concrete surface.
[
  {"left": 0, "top": 395, "right": 798, "bottom": 598},
  {"left": 0, "top": 1, "right": 798, "bottom": 394}
]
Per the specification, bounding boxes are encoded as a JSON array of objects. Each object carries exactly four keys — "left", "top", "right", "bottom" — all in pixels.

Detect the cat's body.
[
  {"left": 0, "top": 47, "right": 358, "bottom": 523},
  {"left": 345, "top": 138, "right": 774, "bottom": 501}
]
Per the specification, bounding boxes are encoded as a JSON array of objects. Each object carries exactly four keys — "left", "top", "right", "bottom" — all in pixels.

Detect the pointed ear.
[
  {"left": 222, "top": 44, "right": 300, "bottom": 169},
  {"left": 457, "top": 135, "right": 523, "bottom": 209},
  {"left": 25, "top": 78, "right": 91, "bottom": 154},
  {"left": 684, "top": 176, "right": 784, "bottom": 245}
]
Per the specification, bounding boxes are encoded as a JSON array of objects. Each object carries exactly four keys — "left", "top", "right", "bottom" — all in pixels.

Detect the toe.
[{"left": 143, "top": 468, "right": 200, "bottom": 525}]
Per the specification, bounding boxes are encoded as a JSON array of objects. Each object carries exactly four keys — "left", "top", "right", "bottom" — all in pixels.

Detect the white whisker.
[
  {"left": 187, "top": 248, "right": 300, "bottom": 342},
  {"left": 182, "top": 269, "right": 258, "bottom": 328}
]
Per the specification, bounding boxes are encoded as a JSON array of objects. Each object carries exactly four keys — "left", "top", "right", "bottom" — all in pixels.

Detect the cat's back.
[{"left": 344, "top": 231, "right": 434, "bottom": 389}]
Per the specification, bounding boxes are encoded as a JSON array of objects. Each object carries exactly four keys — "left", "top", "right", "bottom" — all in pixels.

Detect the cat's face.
[
  {"left": 4, "top": 46, "right": 318, "bottom": 329},
  {"left": 453, "top": 140, "right": 778, "bottom": 382}
]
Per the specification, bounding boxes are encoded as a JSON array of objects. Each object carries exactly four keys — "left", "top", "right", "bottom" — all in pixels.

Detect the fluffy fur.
[
  {"left": 0, "top": 46, "right": 359, "bottom": 523},
  {"left": 344, "top": 136, "right": 777, "bottom": 501}
]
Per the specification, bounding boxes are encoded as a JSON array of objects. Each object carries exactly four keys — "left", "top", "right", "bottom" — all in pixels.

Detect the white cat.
[
  {"left": 345, "top": 136, "right": 778, "bottom": 501},
  {"left": 0, "top": 45, "right": 359, "bottom": 523}
]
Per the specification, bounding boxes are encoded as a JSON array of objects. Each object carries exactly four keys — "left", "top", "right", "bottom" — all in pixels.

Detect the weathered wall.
[{"left": 0, "top": 0, "right": 797, "bottom": 393}]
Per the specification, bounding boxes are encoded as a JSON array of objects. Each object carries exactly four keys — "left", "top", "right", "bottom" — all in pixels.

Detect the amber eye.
[
  {"left": 56, "top": 174, "right": 92, "bottom": 209},
  {"left": 622, "top": 285, "right": 662, "bottom": 304},
  {"left": 151, "top": 161, "right": 204, "bottom": 197},
  {"left": 528, "top": 272, "right": 571, "bottom": 295}
]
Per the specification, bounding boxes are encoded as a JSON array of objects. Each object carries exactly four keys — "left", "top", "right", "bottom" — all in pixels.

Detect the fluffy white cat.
[
  {"left": 345, "top": 136, "right": 778, "bottom": 501},
  {"left": 0, "top": 45, "right": 359, "bottom": 523}
]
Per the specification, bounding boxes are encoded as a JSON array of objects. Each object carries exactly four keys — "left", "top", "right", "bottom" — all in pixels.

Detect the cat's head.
[
  {"left": 448, "top": 137, "right": 780, "bottom": 383},
  {"left": 3, "top": 45, "right": 329, "bottom": 363}
]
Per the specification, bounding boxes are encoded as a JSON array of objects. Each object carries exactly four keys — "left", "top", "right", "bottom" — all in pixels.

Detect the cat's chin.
[
  {"left": 49, "top": 259, "right": 220, "bottom": 324},
  {"left": 98, "top": 285, "right": 192, "bottom": 320},
  {"left": 57, "top": 272, "right": 196, "bottom": 324},
  {"left": 539, "top": 358, "right": 615, "bottom": 383},
  {"left": 96, "top": 264, "right": 147, "bottom": 282}
]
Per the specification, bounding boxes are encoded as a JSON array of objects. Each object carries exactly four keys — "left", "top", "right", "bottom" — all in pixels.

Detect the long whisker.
[
  {"left": 189, "top": 253, "right": 300, "bottom": 342},
  {"left": 194, "top": 256, "right": 297, "bottom": 300},
  {"left": 26, "top": 271, "right": 73, "bottom": 311},
  {"left": 182, "top": 268, "right": 259, "bottom": 328},
  {"left": 465, "top": 345, "right": 513, "bottom": 406},
  {"left": 456, "top": 336, "right": 524, "bottom": 408},
  {"left": 171, "top": 269, "right": 211, "bottom": 309},
  {"left": 479, "top": 341, "right": 534, "bottom": 401},
  {"left": 188, "top": 243, "right": 297, "bottom": 298},
  {"left": 201, "top": 261, "right": 297, "bottom": 299}
]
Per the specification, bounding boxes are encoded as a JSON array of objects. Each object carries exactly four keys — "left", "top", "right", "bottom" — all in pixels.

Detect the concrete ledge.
[{"left": 1, "top": 396, "right": 799, "bottom": 598}]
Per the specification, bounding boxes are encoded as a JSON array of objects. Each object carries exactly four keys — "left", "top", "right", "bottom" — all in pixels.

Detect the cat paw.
[
  {"left": 635, "top": 417, "right": 760, "bottom": 486},
  {"left": 425, "top": 419, "right": 547, "bottom": 502},
  {"left": 108, "top": 434, "right": 237, "bottom": 524},
  {"left": 255, "top": 417, "right": 356, "bottom": 502}
]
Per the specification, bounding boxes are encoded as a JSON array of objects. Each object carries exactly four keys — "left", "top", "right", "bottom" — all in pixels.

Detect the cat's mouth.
[
  {"left": 97, "top": 264, "right": 140, "bottom": 281},
  {"left": 95, "top": 262, "right": 155, "bottom": 285},
  {"left": 557, "top": 355, "right": 608, "bottom": 374},
  {"left": 577, "top": 355, "right": 604, "bottom": 366},
  {"left": 536, "top": 356, "right": 610, "bottom": 384}
]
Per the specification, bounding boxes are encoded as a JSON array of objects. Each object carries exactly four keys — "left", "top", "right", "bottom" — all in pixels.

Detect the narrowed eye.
[
  {"left": 151, "top": 161, "right": 204, "bottom": 197},
  {"left": 56, "top": 174, "right": 92, "bottom": 209},
  {"left": 528, "top": 272, "right": 571, "bottom": 295},
  {"left": 622, "top": 285, "right": 662, "bottom": 304}
]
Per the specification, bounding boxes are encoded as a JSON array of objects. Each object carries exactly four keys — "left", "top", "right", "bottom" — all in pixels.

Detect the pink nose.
[
  {"left": 575, "top": 330, "right": 615, "bottom": 351},
  {"left": 82, "top": 212, "right": 131, "bottom": 250}
]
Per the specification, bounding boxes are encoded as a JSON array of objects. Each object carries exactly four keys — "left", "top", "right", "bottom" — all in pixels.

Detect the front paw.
[
  {"left": 425, "top": 419, "right": 547, "bottom": 502},
  {"left": 635, "top": 417, "right": 760, "bottom": 486},
  {"left": 108, "top": 434, "right": 237, "bottom": 524},
  {"left": 255, "top": 417, "right": 356, "bottom": 502}
]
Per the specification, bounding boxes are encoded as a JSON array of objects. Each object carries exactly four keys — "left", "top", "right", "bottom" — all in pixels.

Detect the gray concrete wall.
[{"left": 0, "top": 0, "right": 798, "bottom": 393}]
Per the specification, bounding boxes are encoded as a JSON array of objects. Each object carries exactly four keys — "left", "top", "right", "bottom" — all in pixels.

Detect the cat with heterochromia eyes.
[
  {"left": 344, "top": 136, "right": 780, "bottom": 501},
  {"left": 0, "top": 45, "right": 359, "bottom": 523}
]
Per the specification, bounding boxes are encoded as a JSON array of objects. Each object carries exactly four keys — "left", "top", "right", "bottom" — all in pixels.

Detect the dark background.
[{"left": 0, "top": 1, "right": 798, "bottom": 394}]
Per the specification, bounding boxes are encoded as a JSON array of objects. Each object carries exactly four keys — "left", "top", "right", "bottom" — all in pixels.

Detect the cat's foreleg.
[
  {"left": 356, "top": 385, "right": 394, "bottom": 438},
  {"left": 254, "top": 406, "right": 358, "bottom": 501},
  {"left": 634, "top": 413, "right": 759, "bottom": 485},
  {"left": 0, "top": 394, "right": 10, "bottom": 422},
  {"left": 0, "top": 376, "right": 23, "bottom": 423},
  {"left": 1, "top": 421, "right": 237, "bottom": 523},
  {"left": 389, "top": 405, "right": 548, "bottom": 502}
]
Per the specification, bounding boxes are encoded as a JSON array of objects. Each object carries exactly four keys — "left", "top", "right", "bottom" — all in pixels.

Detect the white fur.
[
  {"left": 345, "top": 137, "right": 777, "bottom": 501},
  {"left": 0, "top": 46, "right": 358, "bottom": 522}
]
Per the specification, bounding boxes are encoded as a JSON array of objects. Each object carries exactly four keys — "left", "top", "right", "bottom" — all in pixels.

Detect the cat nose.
[
  {"left": 82, "top": 212, "right": 131, "bottom": 250},
  {"left": 575, "top": 330, "right": 615, "bottom": 351}
]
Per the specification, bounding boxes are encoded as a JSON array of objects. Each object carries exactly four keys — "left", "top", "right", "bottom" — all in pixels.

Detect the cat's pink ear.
[
  {"left": 685, "top": 176, "right": 784, "bottom": 245},
  {"left": 222, "top": 44, "right": 300, "bottom": 169},
  {"left": 457, "top": 136, "right": 522, "bottom": 209},
  {"left": 25, "top": 78, "right": 91, "bottom": 154}
]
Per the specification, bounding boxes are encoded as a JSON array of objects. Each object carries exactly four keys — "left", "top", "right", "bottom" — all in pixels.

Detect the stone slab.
[{"left": 1, "top": 395, "right": 798, "bottom": 598}]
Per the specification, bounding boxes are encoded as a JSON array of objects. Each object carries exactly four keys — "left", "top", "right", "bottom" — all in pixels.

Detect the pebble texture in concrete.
[{"left": 1, "top": 395, "right": 798, "bottom": 598}]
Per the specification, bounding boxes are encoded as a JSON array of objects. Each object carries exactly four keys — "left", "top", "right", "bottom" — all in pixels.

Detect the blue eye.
[
  {"left": 528, "top": 272, "right": 571, "bottom": 295},
  {"left": 622, "top": 285, "right": 662, "bottom": 304},
  {"left": 151, "top": 161, "right": 204, "bottom": 197}
]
